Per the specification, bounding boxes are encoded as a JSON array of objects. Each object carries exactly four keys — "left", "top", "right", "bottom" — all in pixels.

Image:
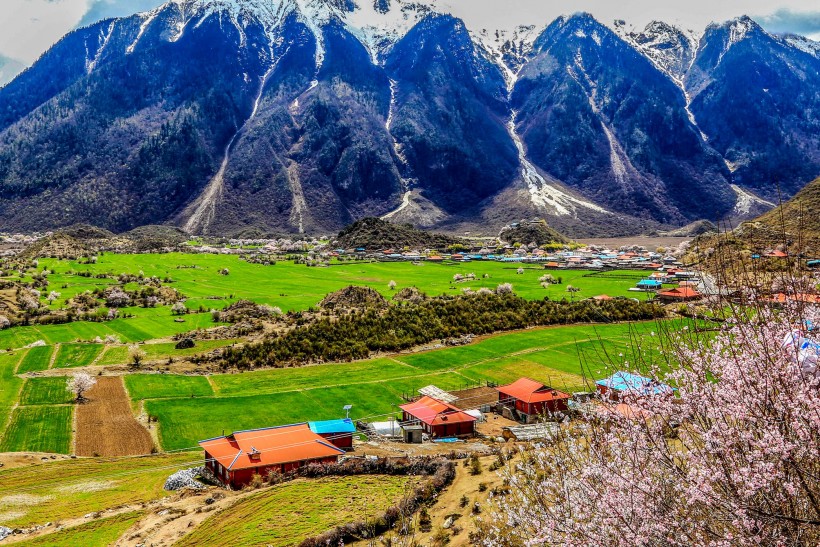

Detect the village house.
[
  {"left": 595, "top": 371, "right": 674, "bottom": 401},
  {"left": 495, "top": 377, "right": 571, "bottom": 423},
  {"left": 656, "top": 286, "right": 703, "bottom": 302},
  {"left": 399, "top": 395, "right": 476, "bottom": 438},
  {"left": 308, "top": 418, "right": 356, "bottom": 451},
  {"left": 199, "top": 423, "right": 345, "bottom": 488}
]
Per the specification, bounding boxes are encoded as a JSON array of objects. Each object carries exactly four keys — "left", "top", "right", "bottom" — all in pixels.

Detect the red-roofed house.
[
  {"left": 495, "top": 378, "right": 570, "bottom": 421},
  {"left": 199, "top": 423, "right": 345, "bottom": 488},
  {"left": 656, "top": 286, "right": 702, "bottom": 302},
  {"left": 765, "top": 249, "right": 788, "bottom": 258},
  {"left": 399, "top": 396, "right": 476, "bottom": 438}
]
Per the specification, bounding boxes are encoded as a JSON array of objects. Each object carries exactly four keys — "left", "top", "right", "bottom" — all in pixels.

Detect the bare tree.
[
  {"left": 388, "top": 280, "right": 397, "bottom": 290},
  {"left": 66, "top": 373, "right": 96, "bottom": 403}
]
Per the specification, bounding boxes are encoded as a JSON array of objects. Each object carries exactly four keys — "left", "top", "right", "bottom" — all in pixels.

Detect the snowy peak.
[
  {"left": 780, "top": 33, "right": 820, "bottom": 58},
  {"left": 625, "top": 21, "right": 695, "bottom": 80}
]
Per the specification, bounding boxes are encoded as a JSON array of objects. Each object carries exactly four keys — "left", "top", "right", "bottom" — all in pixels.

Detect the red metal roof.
[
  {"left": 400, "top": 396, "right": 477, "bottom": 426},
  {"left": 770, "top": 293, "right": 820, "bottom": 303},
  {"left": 199, "top": 423, "right": 344, "bottom": 471},
  {"left": 657, "top": 287, "right": 702, "bottom": 299},
  {"left": 495, "top": 377, "right": 570, "bottom": 404}
]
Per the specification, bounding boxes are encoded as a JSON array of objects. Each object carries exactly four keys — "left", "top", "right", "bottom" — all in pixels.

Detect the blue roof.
[
  {"left": 637, "top": 279, "right": 662, "bottom": 287},
  {"left": 309, "top": 418, "right": 356, "bottom": 435},
  {"left": 596, "top": 372, "right": 673, "bottom": 396}
]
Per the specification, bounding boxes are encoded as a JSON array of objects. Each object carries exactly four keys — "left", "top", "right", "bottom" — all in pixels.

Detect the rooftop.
[
  {"left": 496, "top": 377, "right": 570, "bottom": 404},
  {"left": 199, "top": 423, "right": 345, "bottom": 471}
]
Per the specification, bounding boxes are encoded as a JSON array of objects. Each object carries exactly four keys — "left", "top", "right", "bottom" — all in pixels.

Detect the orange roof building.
[
  {"left": 199, "top": 423, "right": 345, "bottom": 488},
  {"left": 495, "top": 378, "right": 571, "bottom": 419},
  {"left": 656, "top": 286, "right": 702, "bottom": 302},
  {"left": 399, "top": 396, "right": 476, "bottom": 438}
]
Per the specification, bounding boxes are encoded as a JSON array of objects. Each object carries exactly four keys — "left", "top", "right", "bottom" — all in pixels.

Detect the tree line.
[{"left": 219, "top": 293, "right": 664, "bottom": 369}]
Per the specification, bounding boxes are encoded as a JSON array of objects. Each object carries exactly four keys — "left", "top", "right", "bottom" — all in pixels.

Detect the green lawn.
[
  {"left": 20, "top": 377, "right": 74, "bottom": 405},
  {"left": 0, "top": 405, "right": 73, "bottom": 454},
  {"left": 97, "top": 339, "right": 238, "bottom": 367},
  {"left": 53, "top": 343, "right": 104, "bottom": 368},
  {"left": 13, "top": 511, "right": 143, "bottom": 547},
  {"left": 17, "top": 346, "right": 52, "bottom": 373},
  {"left": 175, "top": 476, "right": 415, "bottom": 547}
]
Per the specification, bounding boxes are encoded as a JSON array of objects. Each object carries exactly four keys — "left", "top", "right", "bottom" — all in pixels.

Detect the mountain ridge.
[{"left": 0, "top": 2, "right": 817, "bottom": 236}]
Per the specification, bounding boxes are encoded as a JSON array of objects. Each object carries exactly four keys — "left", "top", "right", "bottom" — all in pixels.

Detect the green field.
[
  {"left": 176, "top": 476, "right": 415, "bottom": 547},
  {"left": 145, "top": 321, "right": 668, "bottom": 450},
  {"left": 53, "top": 343, "right": 104, "bottom": 368},
  {"left": 5, "top": 254, "right": 657, "bottom": 353},
  {"left": 13, "top": 511, "right": 143, "bottom": 547},
  {"left": 0, "top": 405, "right": 73, "bottom": 453},
  {"left": 17, "top": 346, "right": 52, "bottom": 373},
  {"left": 0, "top": 352, "right": 24, "bottom": 430},
  {"left": 125, "top": 374, "right": 214, "bottom": 400},
  {"left": 0, "top": 453, "right": 194, "bottom": 527},
  {"left": 97, "top": 339, "right": 238, "bottom": 367},
  {"left": 20, "top": 377, "right": 74, "bottom": 405}
]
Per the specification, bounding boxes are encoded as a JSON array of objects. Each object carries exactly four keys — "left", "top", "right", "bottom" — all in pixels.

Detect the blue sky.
[{"left": 1, "top": 0, "right": 818, "bottom": 65}]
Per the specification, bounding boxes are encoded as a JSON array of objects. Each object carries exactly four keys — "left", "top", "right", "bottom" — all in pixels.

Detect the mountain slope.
[
  {"left": 686, "top": 17, "right": 820, "bottom": 197},
  {"left": 0, "top": 2, "right": 817, "bottom": 235},
  {"left": 512, "top": 14, "right": 734, "bottom": 224}
]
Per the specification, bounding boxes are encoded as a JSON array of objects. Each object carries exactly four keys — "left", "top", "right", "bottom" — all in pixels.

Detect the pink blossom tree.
[{"left": 481, "top": 300, "right": 820, "bottom": 546}]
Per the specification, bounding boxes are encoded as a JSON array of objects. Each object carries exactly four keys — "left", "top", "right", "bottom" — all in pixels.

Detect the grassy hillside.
[
  {"left": 335, "top": 217, "right": 464, "bottom": 250},
  {"left": 751, "top": 176, "right": 820, "bottom": 244}
]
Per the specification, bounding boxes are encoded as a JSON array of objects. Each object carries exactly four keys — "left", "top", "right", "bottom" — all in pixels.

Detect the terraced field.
[
  {"left": 145, "top": 321, "right": 670, "bottom": 450},
  {"left": 0, "top": 405, "right": 73, "bottom": 453}
]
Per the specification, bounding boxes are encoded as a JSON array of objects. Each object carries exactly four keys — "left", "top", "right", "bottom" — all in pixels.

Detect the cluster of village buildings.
[{"left": 199, "top": 373, "right": 673, "bottom": 489}]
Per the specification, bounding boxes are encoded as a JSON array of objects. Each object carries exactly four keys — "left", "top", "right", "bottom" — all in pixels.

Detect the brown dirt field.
[
  {"left": 75, "top": 377, "right": 155, "bottom": 457},
  {"left": 449, "top": 386, "right": 499, "bottom": 409}
]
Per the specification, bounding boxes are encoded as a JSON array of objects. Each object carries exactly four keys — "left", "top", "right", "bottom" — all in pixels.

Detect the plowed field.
[{"left": 75, "top": 377, "right": 154, "bottom": 457}]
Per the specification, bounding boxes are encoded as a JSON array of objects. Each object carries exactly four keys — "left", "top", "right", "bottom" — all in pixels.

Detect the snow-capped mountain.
[{"left": 0, "top": 1, "right": 817, "bottom": 235}]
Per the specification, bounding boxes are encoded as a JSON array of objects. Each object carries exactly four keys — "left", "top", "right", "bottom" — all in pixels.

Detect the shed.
[
  {"left": 495, "top": 378, "right": 570, "bottom": 422},
  {"left": 595, "top": 372, "right": 673, "bottom": 401},
  {"left": 399, "top": 396, "right": 476, "bottom": 438},
  {"left": 402, "top": 425, "right": 424, "bottom": 444},
  {"left": 199, "top": 423, "right": 344, "bottom": 488},
  {"left": 308, "top": 418, "right": 356, "bottom": 450},
  {"left": 502, "top": 422, "right": 560, "bottom": 442}
]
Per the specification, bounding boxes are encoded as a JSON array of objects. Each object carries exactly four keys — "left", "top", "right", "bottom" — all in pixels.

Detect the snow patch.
[
  {"left": 381, "top": 190, "right": 412, "bottom": 220},
  {"left": 87, "top": 21, "right": 116, "bottom": 74},
  {"left": 731, "top": 184, "right": 775, "bottom": 216},
  {"left": 507, "top": 112, "right": 610, "bottom": 217},
  {"left": 126, "top": 9, "right": 160, "bottom": 54}
]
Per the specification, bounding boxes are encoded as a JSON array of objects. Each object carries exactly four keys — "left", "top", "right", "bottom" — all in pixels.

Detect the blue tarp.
[
  {"left": 596, "top": 372, "right": 673, "bottom": 396},
  {"left": 309, "top": 418, "right": 356, "bottom": 435}
]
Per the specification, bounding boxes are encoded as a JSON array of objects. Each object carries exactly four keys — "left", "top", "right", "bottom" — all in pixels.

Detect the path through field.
[{"left": 75, "top": 377, "right": 154, "bottom": 457}]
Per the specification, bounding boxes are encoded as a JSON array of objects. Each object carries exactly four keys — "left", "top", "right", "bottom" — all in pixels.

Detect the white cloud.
[{"left": 0, "top": 0, "right": 91, "bottom": 64}]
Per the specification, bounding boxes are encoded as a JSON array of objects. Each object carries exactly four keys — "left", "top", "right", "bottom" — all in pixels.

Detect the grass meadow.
[
  {"left": 0, "top": 453, "right": 194, "bottom": 527},
  {"left": 175, "top": 476, "right": 416, "bottom": 547},
  {"left": 12, "top": 511, "right": 144, "bottom": 547}
]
